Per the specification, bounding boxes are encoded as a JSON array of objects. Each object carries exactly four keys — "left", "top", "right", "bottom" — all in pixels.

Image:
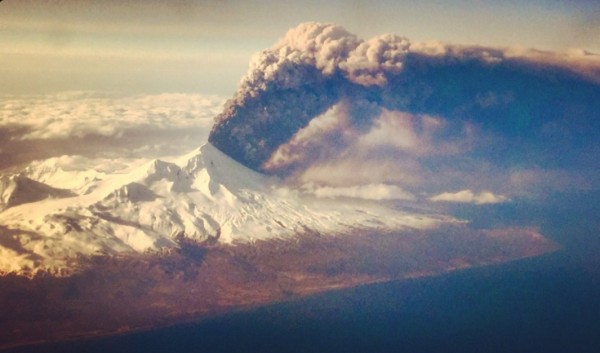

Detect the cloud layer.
[{"left": 0, "top": 92, "right": 224, "bottom": 170}]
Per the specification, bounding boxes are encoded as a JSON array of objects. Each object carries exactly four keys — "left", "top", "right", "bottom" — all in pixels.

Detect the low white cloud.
[
  {"left": 299, "top": 157, "right": 424, "bottom": 188},
  {"left": 305, "top": 183, "right": 415, "bottom": 201},
  {"left": 429, "top": 189, "right": 508, "bottom": 204},
  {"left": 1, "top": 92, "right": 224, "bottom": 140},
  {"left": 0, "top": 92, "right": 225, "bottom": 170}
]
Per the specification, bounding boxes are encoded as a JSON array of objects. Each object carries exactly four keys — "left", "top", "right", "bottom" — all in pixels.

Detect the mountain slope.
[
  {"left": 0, "top": 175, "right": 74, "bottom": 211},
  {"left": 0, "top": 143, "right": 452, "bottom": 275}
]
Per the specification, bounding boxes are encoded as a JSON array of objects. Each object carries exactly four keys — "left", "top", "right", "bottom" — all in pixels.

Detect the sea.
[{"left": 6, "top": 192, "right": 600, "bottom": 353}]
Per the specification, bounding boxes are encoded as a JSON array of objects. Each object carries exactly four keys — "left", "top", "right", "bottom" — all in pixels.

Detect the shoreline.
[{"left": 0, "top": 247, "right": 560, "bottom": 352}]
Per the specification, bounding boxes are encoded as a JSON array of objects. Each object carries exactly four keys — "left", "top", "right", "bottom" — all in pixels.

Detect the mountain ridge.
[{"left": 0, "top": 143, "right": 451, "bottom": 276}]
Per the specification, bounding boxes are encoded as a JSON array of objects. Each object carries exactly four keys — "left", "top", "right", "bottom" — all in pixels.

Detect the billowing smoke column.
[
  {"left": 209, "top": 22, "right": 410, "bottom": 171},
  {"left": 209, "top": 22, "right": 600, "bottom": 175}
]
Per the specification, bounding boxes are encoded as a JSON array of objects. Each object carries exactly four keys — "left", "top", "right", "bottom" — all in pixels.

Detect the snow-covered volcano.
[{"left": 0, "top": 143, "right": 452, "bottom": 275}]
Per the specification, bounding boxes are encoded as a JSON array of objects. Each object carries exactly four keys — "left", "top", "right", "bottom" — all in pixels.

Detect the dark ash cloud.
[{"left": 208, "top": 22, "right": 600, "bottom": 195}]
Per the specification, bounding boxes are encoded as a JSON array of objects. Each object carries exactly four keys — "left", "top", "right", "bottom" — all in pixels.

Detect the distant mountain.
[
  {"left": 0, "top": 143, "right": 451, "bottom": 276},
  {"left": 0, "top": 175, "right": 73, "bottom": 211}
]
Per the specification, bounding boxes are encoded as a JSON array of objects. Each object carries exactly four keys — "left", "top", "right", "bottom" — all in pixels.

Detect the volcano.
[{"left": 0, "top": 143, "right": 452, "bottom": 276}]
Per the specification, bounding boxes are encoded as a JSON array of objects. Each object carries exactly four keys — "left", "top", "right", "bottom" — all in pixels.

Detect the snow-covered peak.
[
  {"left": 180, "top": 143, "right": 275, "bottom": 192},
  {"left": 0, "top": 143, "right": 453, "bottom": 276},
  {"left": 22, "top": 155, "right": 142, "bottom": 195},
  {"left": 0, "top": 174, "right": 73, "bottom": 211}
]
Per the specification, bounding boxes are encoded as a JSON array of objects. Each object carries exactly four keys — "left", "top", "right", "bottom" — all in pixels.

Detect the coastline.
[
  {"left": 0, "top": 227, "right": 556, "bottom": 352},
  {"left": 0, "top": 251, "right": 576, "bottom": 353}
]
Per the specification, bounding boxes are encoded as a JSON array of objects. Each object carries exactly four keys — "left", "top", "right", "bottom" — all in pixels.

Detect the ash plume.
[
  {"left": 209, "top": 22, "right": 600, "bottom": 176},
  {"left": 208, "top": 22, "right": 409, "bottom": 171}
]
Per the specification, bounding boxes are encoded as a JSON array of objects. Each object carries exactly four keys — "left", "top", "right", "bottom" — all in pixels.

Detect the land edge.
[
  {"left": 0, "top": 228, "right": 560, "bottom": 351},
  {"left": 0, "top": 250, "right": 559, "bottom": 352}
]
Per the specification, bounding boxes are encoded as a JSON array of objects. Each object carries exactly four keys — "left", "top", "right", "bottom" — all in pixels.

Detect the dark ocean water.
[{"left": 7, "top": 192, "right": 600, "bottom": 353}]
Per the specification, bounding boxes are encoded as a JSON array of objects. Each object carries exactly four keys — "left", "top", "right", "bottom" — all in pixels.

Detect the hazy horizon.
[{"left": 1, "top": 0, "right": 599, "bottom": 95}]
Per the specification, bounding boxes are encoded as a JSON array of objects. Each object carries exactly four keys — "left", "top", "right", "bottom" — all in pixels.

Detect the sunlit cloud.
[
  {"left": 2, "top": 92, "right": 222, "bottom": 140},
  {"left": 429, "top": 189, "right": 508, "bottom": 204},
  {"left": 0, "top": 92, "right": 225, "bottom": 170},
  {"left": 303, "top": 183, "right": 415, "bottom": 201}
]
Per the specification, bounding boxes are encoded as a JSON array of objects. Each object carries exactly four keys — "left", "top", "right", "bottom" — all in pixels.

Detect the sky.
[
  {"left": 1, "top": 0, "right": 599, "bottom": 96},
  {"left": 1, "top": 0, "right": 599, "bottom": 202}
]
